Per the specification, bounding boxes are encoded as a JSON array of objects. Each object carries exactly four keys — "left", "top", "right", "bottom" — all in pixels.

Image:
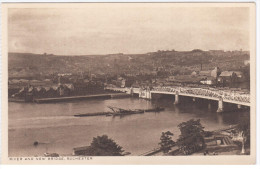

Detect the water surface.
[{"left": 8, "top": 97, "right": 249, "bottom": 156}]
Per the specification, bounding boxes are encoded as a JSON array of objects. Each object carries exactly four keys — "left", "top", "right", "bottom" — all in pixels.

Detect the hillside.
[{"left": 8, "top": 50, "right": 249, "bottom": 79}]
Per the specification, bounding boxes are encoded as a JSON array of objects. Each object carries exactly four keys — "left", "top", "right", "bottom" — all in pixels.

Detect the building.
[
  {"left": 218, "top": 71, "right": 245, "bottom": 83},
  {"left": 174, "top": 75, "right": 202, "bottom": 84},
  {"left": 113, "top": 77, "right": 126, "bottom": 88},
  {"left": 218, "top": 71, "right": 237, "bottom": 83},
  {"left": 244, "top": 60, "right": 250, "bottom": 66},
  {"left": 191, "top": 71, "right": 199, "bottom": 77},
  {"left": 34, "top": 87, "right": 45, "bottom": 98},
  {"left": 112, "top": 77, "right": 135, "bottom": 88},
  {"left": 199, "top": 70, "right": 211, "bottom": 77},
  {"left": 167, "top": 76, "right": 175, "bottom": 82},
  {"left": 233, "top": 71, "right": 244, "bottom": 78},
  {"left": 233, "top": 71, "right": 245, "bottom": 82},
  {"left": 210, "top": 67, "right": 221, "bottom": 78},
  {"left": 58, "top": 73, "right": 72, "bottom": 76},
  {"left": 200, "top": 77, "right": 216, "bottom": 85},
  {"left": 193, "top": 67, "right": 221, "bottom": 79}
]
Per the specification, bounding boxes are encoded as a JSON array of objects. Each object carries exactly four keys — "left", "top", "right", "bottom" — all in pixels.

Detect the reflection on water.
[
  {"left": 8, "top": 97, "right": 250, "bottom": 156},
  {"left": 216, "top": 112, "right": 224, "bottom": 126}
]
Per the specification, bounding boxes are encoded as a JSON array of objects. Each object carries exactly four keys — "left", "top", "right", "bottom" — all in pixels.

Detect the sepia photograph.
[{"left": 0, "top": 2, "right": 256, "bottom": 165}]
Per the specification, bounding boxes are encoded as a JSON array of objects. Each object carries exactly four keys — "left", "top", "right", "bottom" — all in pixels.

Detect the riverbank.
[
  {"left": 8, "top": 98, "right": 26, "bottom": 102},
  {"left": 142, "top": 125, "right": 249, "bottom": 156},
  {"left": 9, "top": 93, "right": 130, "bottom": 103}
]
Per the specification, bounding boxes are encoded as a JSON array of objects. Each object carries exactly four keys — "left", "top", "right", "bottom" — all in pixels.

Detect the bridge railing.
[
  {"left": 105, "top": 87, "right": 129, "bottom": 93},
  {"left": 152, "top": 87, "right": 250, "bottom": 103},
  {"left": 223, "top": 94, "right": 250, "bottom": 103},
  {"left": 106, "top": 86, "right": 250, "bottom": 104}
]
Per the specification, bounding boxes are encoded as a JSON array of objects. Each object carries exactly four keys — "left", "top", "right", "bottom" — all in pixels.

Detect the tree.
[
  {"left": 83, "top": 135, "right": 124, "bottom": 156},
  {"left": 177, "top": 119, "right": 205, "bottom": 155},
  {"left": 237, "top": 116, "right": 250, "bottom": 154},
  {"left": 240, "top": 65, "right": 250, "bottom": 81},
  {"left": 158, "top": 131, "right": 175, "bottom": 154}
]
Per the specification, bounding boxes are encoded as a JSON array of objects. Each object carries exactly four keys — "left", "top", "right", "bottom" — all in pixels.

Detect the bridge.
[{"left": 105, "top": 86, "right": 250, "bottom": 112}]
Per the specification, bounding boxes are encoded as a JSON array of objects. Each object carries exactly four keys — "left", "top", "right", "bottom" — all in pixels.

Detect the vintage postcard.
[{"left": 1, "top": 2, "right": 256, "bottom": 164}]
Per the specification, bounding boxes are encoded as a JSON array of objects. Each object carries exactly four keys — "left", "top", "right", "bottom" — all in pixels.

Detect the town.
[{"left": 8, "top": 49, "right": 250, "bottom": 102}]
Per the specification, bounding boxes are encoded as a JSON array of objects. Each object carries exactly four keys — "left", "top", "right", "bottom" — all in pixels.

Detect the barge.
[{"left": 74, "top": 106, "right": 165, "bottom": 117}]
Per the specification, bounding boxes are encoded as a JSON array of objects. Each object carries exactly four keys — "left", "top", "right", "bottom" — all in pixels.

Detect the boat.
[
  {"left": 74, "top": 111, "right": 111, "bottom": 117},
  {"left": 144, "top": 107, "right": 165, "bottom": 112},
  {"left": 107, "top": 106, "right": 145, "bottom": 116},
  {"left": 74, "top": 106, "right": 164, "bottom": 117},
  {"left": 111, "top": 109, "right": 145, "bottom": 116}
]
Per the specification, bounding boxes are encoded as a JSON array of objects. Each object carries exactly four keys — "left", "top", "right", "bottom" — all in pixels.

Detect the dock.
[
  {"left": 33, "top": 93, "right": 130, "bottom": 103},
  {"left": 8, "top": 98, "right": 26, "bottom": 102}
]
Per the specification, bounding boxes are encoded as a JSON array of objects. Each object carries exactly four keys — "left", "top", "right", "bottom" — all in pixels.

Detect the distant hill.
[{"left": 8, "top": 50, "right": 249, "bottom": 79}]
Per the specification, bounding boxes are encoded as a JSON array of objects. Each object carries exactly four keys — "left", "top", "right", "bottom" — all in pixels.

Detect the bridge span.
[{"left": 105, "top": 86, "right": 250, "bottom": 112}]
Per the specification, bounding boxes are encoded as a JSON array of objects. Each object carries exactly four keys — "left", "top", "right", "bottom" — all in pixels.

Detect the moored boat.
[
  {"left": 145, "top": 107, "right": 165, "bottom": 112},
  {"left": 111, "top": 109, "right": 145, "bottom": 116},
  {"left": 74, "top": 111, "right": 111, "bottom": 117},
  {"left": 74, "top": 106, "right": 164, "bottom": 117}
]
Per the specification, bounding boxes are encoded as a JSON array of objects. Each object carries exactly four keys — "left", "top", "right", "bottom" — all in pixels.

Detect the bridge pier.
[
  {"left": 216, "top": 98, "right": 224, "bottom": 113},
  {"left": 208, "top": 103, "right": 211, "bottom": 109},
  {"left": 128, "top": 87, "right": 134, "bottom": 96},
  {"left": 174, "top": 92, "right": 179, "bottom": 105},
  {"left": 147, "top": 90, "right": 152, "bottom": 100},
  {"left": 138, "top": 88, "right": 152, "bottom": 100}
]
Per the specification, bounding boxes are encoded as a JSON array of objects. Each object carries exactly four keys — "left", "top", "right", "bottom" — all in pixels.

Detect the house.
[
  {"left": 200, "top": 77, "right": 216, "bottom": 85},
  {"left": 44, "top": 86, "right": 57, "bottom": 97},
  {"left": 244, "top": 60, "right": 250, "bottom": 66},
  {"left": 29, "top": 80, "right": 46, "bottom": 86},
  {"left": 199, "top": 70, "right": 212, "bottom": 77},
  {"left": 233, "top": 71, "right": 244, "bottom": 78},
  {"left": 34, "top": 87, "right": 45, "bottom": 98},
  {"left": 116, "top": 77, "right": 126, "bottom": 88},
  {"left": 211, "top": 67, "right": 221, "bottom": 78},
  {"left": 174, "top": 75, "right": 202, "bottom": 84},
  {"left": 233, "top": 71, "right": 245, "bottom": 82},
  {"left": 196, "top": 67, "right": 221, "bottom": 78},
  {"left": 191, "top": 71, "right": 199, "bottom": 77},
  {"left": 121, "top": 79, "right": 126, "bottom": 88},
  {"left": 58, "top": 73, "right": 72, "bottom": 77},
  {"left": 167, "top": 76, "right": 175, "bottom": 82},
  {"left": 219, "top": 71, "right": 235, "bottom": 77},
  {"left": 112, "top": 77, "right": 128, "bottom": 88},
  {"left": 219, "top": 71, "right": 237, "bottom": 83}
]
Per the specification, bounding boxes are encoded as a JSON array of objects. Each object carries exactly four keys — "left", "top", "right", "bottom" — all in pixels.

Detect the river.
[{"left": 8, "top": 97, "right": 250, "bottom": 156}]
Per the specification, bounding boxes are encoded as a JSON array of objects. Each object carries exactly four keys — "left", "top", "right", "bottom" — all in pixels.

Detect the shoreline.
[
  {"left": 8, "top": 92, "right": 130, "bottom": 103},
  {"left": 141, "top": 125, "right": 248, "bottom": 156}
]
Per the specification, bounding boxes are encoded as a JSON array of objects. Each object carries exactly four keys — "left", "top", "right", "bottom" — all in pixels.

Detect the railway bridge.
[{"left": 105, "top": 86, "right": 250, "bottom": 112}]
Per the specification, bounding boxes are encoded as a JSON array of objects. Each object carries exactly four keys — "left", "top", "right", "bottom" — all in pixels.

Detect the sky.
[{"left": 8, "top": 4, "right": 250, "bottom": 55}]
